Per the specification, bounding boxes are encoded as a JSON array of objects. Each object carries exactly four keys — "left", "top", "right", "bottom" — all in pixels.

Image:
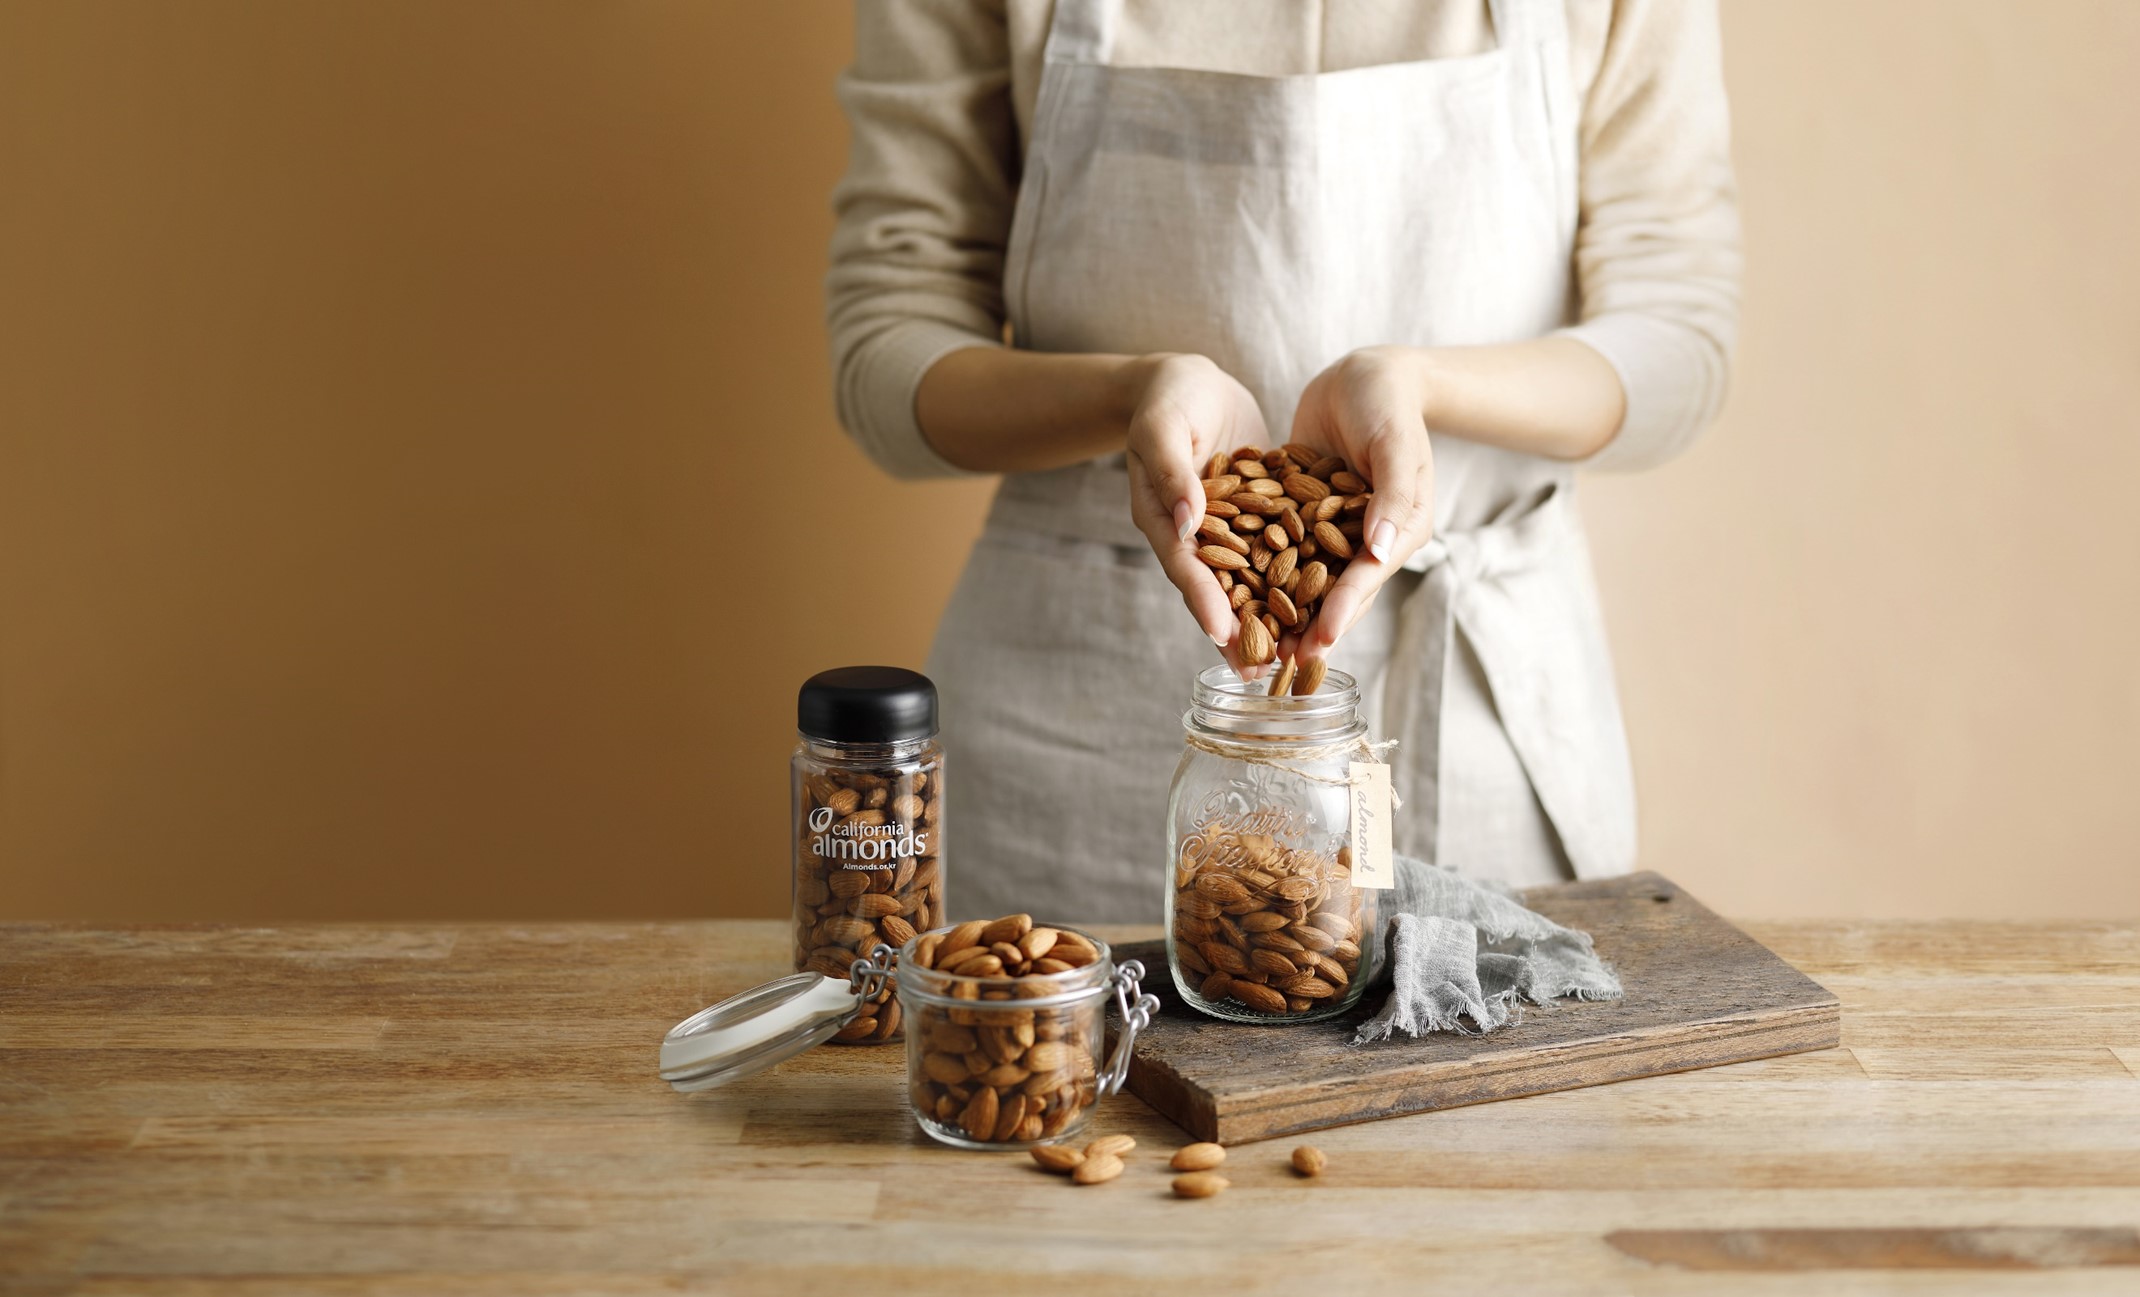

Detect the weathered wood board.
[{"left": 1117, "top": 871, "right": 1841, "bottom": 1145}]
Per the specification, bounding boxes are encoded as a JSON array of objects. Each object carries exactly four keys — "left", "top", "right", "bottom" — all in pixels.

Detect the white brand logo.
[{"left": 807, "top": 805, "right": 836, "bottom": 833}]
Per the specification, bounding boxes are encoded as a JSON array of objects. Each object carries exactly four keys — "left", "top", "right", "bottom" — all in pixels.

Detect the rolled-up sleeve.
[
  {"left": 825, "top": 0, "right": 1017, "bottom": 480},
  {"left": 1559, "top": 0, "right": 1743, "bottom": 472}
]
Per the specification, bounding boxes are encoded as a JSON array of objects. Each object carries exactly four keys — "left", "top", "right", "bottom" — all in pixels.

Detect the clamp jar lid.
[{"left": 659, "top": 949, "right": 897, "bottom": 1092}]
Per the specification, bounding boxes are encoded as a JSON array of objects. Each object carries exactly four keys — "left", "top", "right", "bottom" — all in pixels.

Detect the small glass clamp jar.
[
  {"left": 658, "top": 922, "right": 1156, "bottom": 1152},
  {"left": 899, "top": 921, "right": 1154, "bottom": 1149},
  {"left": 791, "top": 666, "right": 944, "bottom": 1044},
  {"left": 1167, "top": 664, "right": 1380, "bottom": 1023}
]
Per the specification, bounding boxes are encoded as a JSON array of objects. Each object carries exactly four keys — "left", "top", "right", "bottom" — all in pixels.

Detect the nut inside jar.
[
  {"left": 1172, "top": 825, "right": 1372, "bottom": 1019},
  {"left": 794, "top": 764, "right": 943, "bottom": 1044},
  {"left": 899, "top": 915, "right": 1111, "bottom": 1149}
]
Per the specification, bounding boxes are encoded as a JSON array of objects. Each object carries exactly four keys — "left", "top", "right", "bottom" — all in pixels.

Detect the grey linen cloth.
[{"left": 1354, "top": 854, "right": 1623, "bottom": 1043}]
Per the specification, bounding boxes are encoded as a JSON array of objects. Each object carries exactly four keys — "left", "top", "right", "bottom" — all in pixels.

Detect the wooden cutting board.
[{"left": 1116, "top": 871, "right": 1840, "bottom": 1145}]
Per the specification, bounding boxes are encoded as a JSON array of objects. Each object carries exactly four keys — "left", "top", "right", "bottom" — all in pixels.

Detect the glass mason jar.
[
  {"left": 899, "top": 924, "right": 1154, "bottom": 1150},
  {"left": 791, "top": 666, "right": 944, "bottom": 1045},
  {"left": 1166, "top": 664, "right": 1379, "bottom": 1023}
]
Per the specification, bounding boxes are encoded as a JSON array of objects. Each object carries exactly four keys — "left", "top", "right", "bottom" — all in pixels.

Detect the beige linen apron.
[{"left": 929, "top": 0, "right": 1637, "bottom": 923}]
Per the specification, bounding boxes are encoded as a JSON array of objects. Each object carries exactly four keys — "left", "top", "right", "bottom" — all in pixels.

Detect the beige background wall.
[{"left": 3, "top": 1, "right": 2135, "bottom": 923}]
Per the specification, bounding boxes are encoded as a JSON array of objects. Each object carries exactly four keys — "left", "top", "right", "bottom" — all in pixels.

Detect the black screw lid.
[{"left": 797, "top": 666, "right": 938, "bottom": 745}]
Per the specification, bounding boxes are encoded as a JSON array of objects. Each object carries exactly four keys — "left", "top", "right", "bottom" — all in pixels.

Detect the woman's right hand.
[{"left": 1122, "top": 354, "right": 1269, "bottom": 669}]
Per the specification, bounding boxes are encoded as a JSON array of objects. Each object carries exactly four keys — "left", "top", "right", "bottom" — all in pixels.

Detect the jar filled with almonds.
[
  {"left": 899, "top": 916, "right": 1156, "bottom": 1150},
  {"left": 791, "top": 666, "right": 944, "bottom": 1044},
  {"left": 1167, "top": 665, "right": 1381, "bottom": 1023}
]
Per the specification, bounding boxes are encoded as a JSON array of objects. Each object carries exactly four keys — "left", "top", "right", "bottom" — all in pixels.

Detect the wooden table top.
[{"left": 3, "top": 918, "right": 2137, "bottom": 1295}]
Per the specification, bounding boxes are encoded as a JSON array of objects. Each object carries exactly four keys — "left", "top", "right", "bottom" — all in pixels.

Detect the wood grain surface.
[
  {"left": 1121, "top": 872, "right": 1840, "bottom": 1143},
  {"left": 3, "top": 916, "right": 2138, "bottom": 1295}
]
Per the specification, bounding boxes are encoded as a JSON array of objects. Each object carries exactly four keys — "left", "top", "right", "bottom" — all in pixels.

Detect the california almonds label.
[{"left": 1348, "top": 762, "right": 1394, "bottom": 889}]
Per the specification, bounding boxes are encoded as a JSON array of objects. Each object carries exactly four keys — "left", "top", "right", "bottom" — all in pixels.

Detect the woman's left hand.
[{"left": 1286, "top": 346, "right": 1438, "bottom": 664}]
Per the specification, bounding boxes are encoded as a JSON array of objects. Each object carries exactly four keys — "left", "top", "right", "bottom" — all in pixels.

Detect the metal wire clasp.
[
  {"left": 1097, "top": 959, "right": 1160, "bottom": 1095},
  {"left": 847, "top": 942, "right": 899, "bottom": 1005}
]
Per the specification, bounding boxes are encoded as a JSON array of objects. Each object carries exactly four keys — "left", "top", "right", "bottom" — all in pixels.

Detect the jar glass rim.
[
  {"left": 1185, "top": 664, "right": 1363, "bottom": 743},
  {"left": 894, "top": 923, "right": 1115, "bottom": 1009}
]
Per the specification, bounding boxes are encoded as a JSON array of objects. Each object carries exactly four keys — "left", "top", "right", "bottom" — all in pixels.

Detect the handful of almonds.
[
  {"left": 1194, "top": 443, "right": 1373, "bottom": 694},
  {"left": 905, "top": 914, "right": 1107, "bottom": 1146}
]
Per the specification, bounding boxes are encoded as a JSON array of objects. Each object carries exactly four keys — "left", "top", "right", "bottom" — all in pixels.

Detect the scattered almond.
[
  {"left": 1072, "top": 1153, "right": 1124, "bottom": 1185},
  {"left": 1170, "top": 1143, "right": 1227, "bottom": 1172},
  {"left": 1084, "top": 1134, "right": 1136, "bottom": 1160},
  {"left": 1171, "top": 1171, "right": 1230, "bottom": 1198},
  {"left": 1291, "top": 1145, "right": 1327, "bottom": 1177},
  {"left": 1030, "top": 1144, "right": 1085, "bottom": 1174}
]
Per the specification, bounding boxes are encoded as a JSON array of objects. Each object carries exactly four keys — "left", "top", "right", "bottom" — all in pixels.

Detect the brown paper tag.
[{"left": 1348, "top": 761, "right": 1394, "bottom": 890}]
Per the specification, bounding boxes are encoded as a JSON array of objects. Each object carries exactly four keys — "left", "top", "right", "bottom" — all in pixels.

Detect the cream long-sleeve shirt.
[{"left": 826, "top": 0, "right": 1741, "bottom": 479}]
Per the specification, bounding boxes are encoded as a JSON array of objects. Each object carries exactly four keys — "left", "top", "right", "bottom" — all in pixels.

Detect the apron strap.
[
  {"left": 1487, "top": 0, "right": 1569, "bottom": 51},
  {"left": 1384, "top": 481, "right": 1603, "bottom": 875},
  {"left": 1042, "top": 0, "right": 1115, "bottom": 65}
]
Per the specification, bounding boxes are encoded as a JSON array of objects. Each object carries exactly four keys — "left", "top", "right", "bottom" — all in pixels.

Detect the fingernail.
[
  {"left": 1175, "top": 500, "right": 1201, "bottom": 541},
  {"left": 1370, "top": 520, "right": 1397, "bottom": 563}
]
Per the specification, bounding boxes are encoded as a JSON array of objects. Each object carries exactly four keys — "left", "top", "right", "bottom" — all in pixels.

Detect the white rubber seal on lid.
[{"left": 659, "top": 973, "right": 860, "bottom": 1092}]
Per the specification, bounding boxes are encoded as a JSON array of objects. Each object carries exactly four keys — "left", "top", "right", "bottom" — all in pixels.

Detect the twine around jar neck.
[{"left": 1181, "top": 728, "right": 1402, "bottom": 801}]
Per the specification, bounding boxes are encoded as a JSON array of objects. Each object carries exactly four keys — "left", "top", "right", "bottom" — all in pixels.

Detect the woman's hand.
[
  {"left": 1123, "top": 353, "right": 1270, "bottom": 667},
  {"left": 1286, "top": 346, "right": 1438, "bottom": 664}
]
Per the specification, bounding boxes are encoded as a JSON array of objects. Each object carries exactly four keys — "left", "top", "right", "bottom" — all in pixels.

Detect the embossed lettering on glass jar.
[
  {"left": 791, "top": 666, "right": 944, "bottom": 1044},
  {"left": 1166, "top": 665, "right": 1381, "bottom": 1023}
]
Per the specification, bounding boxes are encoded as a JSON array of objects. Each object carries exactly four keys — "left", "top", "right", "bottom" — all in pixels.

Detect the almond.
[
  {"left": 1331, "top": 470, "right": 1366, "bottom": 494},
  {"left": 979, "top": 914, "right": 1031, "bottom": 946},
  {"left": 1282, "top": 472, "right": 1330, "bottom": 503},
  {"left": 1233, "top": 981, "right": 1288, "bottom": 1013},
  {"left": 1019, "top": 927, "right": 1059, "bottom": 962},
  {"left": 938, "top": 919, "right": 988, "bottom": 958},
  {"left": 1291, "top": 1145, "right": 1328, "bottom": 1177},
  {"left": 1201, "top": 515, "right": 1252, "bottom": 553},
  {"left": 1269, "top": 588, "right": 1301, "bottom": 628},
  {"left": 1072, "top": 1154, "right": 1124, "bottom": 1185},
  {"left": 1049, "top": 932, "right": 1100, "bottom": 966},
  {"left": 1313, "top": 520, "right": 1354, "bottom": 559},
  {"left": 1280, "top": 974, "right": 1338, "bottom": 999},
  {"left": 1239, "top": 612, "right": 1275, "bottom": 665},
  {"left": 1266, "top": 655, "right": 1297, "bottom": 698},
  {"left": 1199, "top": 545, "right": 1250, "bottom": 572},
  {"left": 1170, "top": 1143, "right": 1227, "bottom": 1172},
  {"left": 959, "top": 1085, "right": 999, "bottom": 1141},
  {"left": 1291, "top": 655, "right": 1328, "bottom": 696},
  {"left": 1233, "top": 458, "right": 1269, "bottom": 480},
  {"left": 1031, "top": 1144, "right": 1085, "bottom": 1174},
  {"left": 1199, "top": 971, "right": 1235, "bottom": 1001},
  {"left": 1024, "top": 1040, "right": 1071, "bottom": 1073},
  {"left": 1085, "top": 1134, "right": 1136, "bottom": 1159},
  {"left": 992, "top": 1091, "right": 1030, "bottom": 1142},
  {"left": 1194, "top": 872, "right": 1251, "bottom": 903},
  {"left": 1171, "top": 1171, "right": 1231, "bottom": 1198},
  {"left": 1202, "top": 474, "right": 1242, "bottom": 500},
  {"left": 1266, "top": 545, "right": 1298, "bottom": 589},
  {"left": 850, "top": 893, "right": 903, "bottom": 920}
]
